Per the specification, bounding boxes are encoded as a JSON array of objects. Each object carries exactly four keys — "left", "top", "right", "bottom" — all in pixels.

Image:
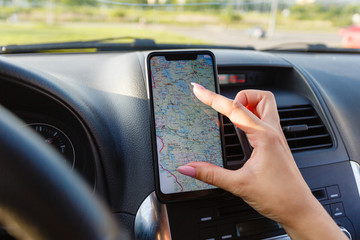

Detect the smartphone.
[{"left": 147, "top": 51, "right": 225, "bottom": 202}]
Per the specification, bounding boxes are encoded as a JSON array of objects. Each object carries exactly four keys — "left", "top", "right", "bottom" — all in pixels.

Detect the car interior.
[{"left": 0, "top": 46, "right": 359, "bottom": 240}]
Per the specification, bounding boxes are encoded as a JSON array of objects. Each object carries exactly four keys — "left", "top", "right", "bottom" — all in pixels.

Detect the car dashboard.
[{"left": 0, "top": 49, "right": 359, "bottom": 240}]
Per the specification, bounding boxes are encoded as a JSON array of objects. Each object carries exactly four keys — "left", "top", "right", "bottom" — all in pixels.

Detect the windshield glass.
[{"left": 1, "top": 0, "right": 360, "bottom": 50}]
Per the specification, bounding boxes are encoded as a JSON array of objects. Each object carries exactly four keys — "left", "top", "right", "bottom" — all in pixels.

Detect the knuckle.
[
  {"left": 228, "top": 108, "right": 239, "bottom": 124},
  {"left": 235, "top": 91, "right": 243, "bottom": 100},
  {"left": 209, "top": 95, "right": 216, "bottom": 108},
  {"left": 263, "top": 91, "right": 275, "bottom": 100},
  {"left": 228, "top": 171, "right": 248, "bottom": 196},
  {"left": 231, "top": 100, "right": 239, "bottom": 110},
  {"left": 202, "top": 168, "right": 216, "bottom": 185}
]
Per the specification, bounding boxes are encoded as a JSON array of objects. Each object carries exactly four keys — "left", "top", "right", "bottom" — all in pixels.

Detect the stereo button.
[
  {"left": 331, "top": 203, "right": 345, "bottom": 218},
  {"left": 200, "top": 227, "right": 218, "bottom": 240},
  {"left": 326, "top": 185, "right": 341, "bottom": 199},
  {"left": 219, "top": 225, "right": 235, "bottom": 240},
  {"left": 198, "top": 208, "right": 215, "bottom": 223}
]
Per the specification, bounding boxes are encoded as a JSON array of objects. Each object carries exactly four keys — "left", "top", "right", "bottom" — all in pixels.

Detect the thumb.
[{"left": 177, "top": 162, "right": 243, "bottom": 193}]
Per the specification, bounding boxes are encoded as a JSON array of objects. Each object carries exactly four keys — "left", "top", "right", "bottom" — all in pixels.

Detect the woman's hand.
[{"left": 177, "top": 83, "right": 347, "bottom": 240}]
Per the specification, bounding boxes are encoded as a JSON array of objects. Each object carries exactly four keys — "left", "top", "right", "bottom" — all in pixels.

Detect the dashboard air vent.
[
  {"left": 222, "top": 115, "right": 244, "bottom": 165},
  {"left": 278, "top": 105, "right": 332, "bottom": 152}
]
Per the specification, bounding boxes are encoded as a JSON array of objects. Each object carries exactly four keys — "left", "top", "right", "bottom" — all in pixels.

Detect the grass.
[
  {"left": 0, "top": 5, "right": 343, "bottom": 47},
  {"left": 276, "top": 17, "right": 338, "bottom": 32},
  {"left": 222, "top": 12, "right": 339, "bottom": 32},
  {"left": 0, "top": 22, "right": 208, "bottom": 46}
]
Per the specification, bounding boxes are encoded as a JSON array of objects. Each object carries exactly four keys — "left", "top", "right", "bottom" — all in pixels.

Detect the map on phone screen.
[{"left": 150, "top": 54, "right": 223, "bottom": 194}]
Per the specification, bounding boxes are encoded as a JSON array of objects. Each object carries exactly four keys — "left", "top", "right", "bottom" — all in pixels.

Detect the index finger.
[{"left": 192, "top": 83, "right": 263, "bottom": 134}]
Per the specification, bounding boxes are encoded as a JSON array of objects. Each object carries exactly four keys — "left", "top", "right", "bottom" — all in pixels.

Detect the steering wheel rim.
[{"left": 0, "top": 105, "right": 128, "bottom": 240}]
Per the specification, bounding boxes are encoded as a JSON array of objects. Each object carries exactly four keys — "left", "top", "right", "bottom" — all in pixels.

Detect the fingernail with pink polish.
[
  {"left": 177, "top": 166, "right": 196, "bottom": 178},
  {"left": 190, "top": 82, "right": 205, "bottom": 90}
]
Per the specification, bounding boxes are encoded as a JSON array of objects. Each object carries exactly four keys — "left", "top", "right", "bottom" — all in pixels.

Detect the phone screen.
[{"left": 148, "top": 51, "right": 224, "bottom": 200}]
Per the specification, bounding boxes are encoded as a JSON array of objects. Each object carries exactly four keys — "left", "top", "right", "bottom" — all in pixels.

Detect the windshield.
[{"left": 1, "top": 0, "right": 360, "bottom": 50}]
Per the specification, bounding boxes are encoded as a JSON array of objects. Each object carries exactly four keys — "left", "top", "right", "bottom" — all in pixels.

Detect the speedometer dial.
[{"left": 27, "top": 123, "right": 75, "bottom": 169}]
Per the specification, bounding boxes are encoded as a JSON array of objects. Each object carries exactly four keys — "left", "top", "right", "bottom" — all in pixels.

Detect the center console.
[{"left": 135, "top": 161, "right": 358, "bottom": 240}]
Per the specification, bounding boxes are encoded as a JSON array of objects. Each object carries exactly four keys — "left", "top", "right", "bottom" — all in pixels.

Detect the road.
[{"left": 168, "top": 25, "right": 343, "bottom": 49}]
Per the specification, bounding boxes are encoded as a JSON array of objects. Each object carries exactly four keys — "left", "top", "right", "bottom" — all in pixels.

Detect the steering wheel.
[{"left": 0, "top": 105, "right": 128, "bottom": 240}]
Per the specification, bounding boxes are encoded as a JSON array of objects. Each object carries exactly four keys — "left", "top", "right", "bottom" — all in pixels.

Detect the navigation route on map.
[
  {"left": 151, "top": 54, "right": 223, "bottom": 194},
  {"left": 157, "top": 136, "right": 184, "bottom": 192}
]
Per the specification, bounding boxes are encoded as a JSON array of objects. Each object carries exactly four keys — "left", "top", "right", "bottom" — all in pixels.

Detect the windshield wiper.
[
  {"left": 1, "top": 37, "right": 254, "bottom": 54},
  {"left": 263, "top": 42, "right": 360, "bottom": 54}
]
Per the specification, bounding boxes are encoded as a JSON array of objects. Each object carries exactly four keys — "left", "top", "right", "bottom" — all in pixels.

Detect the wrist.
[{"left": 280, "top": 195, "right": 347, "bottom": 240}]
